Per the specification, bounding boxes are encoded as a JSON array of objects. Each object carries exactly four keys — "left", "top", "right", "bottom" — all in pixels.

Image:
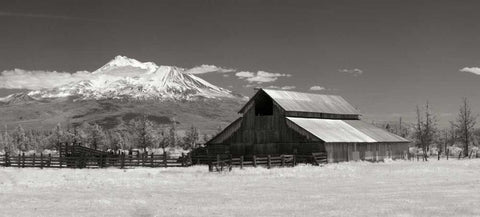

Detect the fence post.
[
  {"left": 253, "top": 155, "right": 257, "bottom": 168},
  {"left": 216, "top": 155, "right": 220, "bottom": 169},
  {"left": 281, "top": 155, "right": 285, "bottom": 167},
  {"left": 293, "top": 154, "right": 296, "bottom": 167},
  {"left": 240, "top": 156, "right": 244, "bottom": 169},
  {"left": 33, "top": 153, "right": 36, "bottom": 167},
  {"left": 40, "top": 153, "right": 43, "bottom": 169},
  {"left": 267, "top": 155, "right": 271, "bottom": 169},
  {"left": 5, "top": 152, "right": 9, "bottom": 167},
  {"left": 59, "top": 152, "right": 63, "bottom": 168},
  {"left": 181, "top": 153, "right": 185, "bottom": 167},
  {"left": 163, "top": 152, "right": 167, "bottom": 168},
  {"left": 22, "top": 153, "right": 25, "bottom": 168},
  {"left": 142, "top": 152, "right": 145, "bottom": 167},
  {"left": 17, "top": 154, "right": 20, "bottom": 168},
  {"left": 150, "top": 152, "right": 154, "bottom": 167},
  {"left": 74, "top": 155, "right": 78, "bottom": 168},
  {"left": 121, "top": 153, "right": 125, "bottom": 169},
  {"left": 208, "top": 162, "right": 213, "bottom": 172},
  {"left": 48, "top": 154, "right": 51, "bottom": 168}
]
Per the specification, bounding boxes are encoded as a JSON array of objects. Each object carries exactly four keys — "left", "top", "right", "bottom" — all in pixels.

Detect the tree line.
[
  {"left": 0, "top": 117, "right": 212, "bottom": 154},
  {"left": 380, "top": 97, "right": 479, "bottom": 160}
]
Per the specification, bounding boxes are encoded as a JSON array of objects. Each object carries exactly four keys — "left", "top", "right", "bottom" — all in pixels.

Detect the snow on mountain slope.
[{"left": 27, "top": 56, "right": 238, "bottom": 100}]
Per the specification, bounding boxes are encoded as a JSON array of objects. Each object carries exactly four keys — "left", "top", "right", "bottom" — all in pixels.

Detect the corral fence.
[
  {"left": 0, "top": 143, "right": 192, "bottom": 169},
  {"left": 0, "top": 152, "right": 192, "bottom": 169},
  {"left": 193, "top": 152, "right": 328, "bottom": 172}
]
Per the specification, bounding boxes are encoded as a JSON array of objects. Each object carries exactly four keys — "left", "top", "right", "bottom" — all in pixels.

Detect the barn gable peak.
[{"left": 238, "top": 88, "right": 361, "bottom": 118}]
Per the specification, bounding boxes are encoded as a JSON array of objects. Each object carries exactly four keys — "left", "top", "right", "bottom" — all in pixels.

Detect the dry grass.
[{"left": 1, "top": 159, "right": 480, "bottom": 217}]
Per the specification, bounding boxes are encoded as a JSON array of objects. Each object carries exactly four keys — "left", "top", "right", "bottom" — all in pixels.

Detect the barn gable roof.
[
  {"left": 238, "top": 89, "right": 360, "bottom": 116},
  {"left": 208, "top": 117, "right": 243, "bottom": 144},
  {"left": 286, "top": 117, "right": 410, "bottom": 143}
]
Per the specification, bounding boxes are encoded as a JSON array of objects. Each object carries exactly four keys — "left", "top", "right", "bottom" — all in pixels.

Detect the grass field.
[{"left": 1, "top": 159, "right": 480, "bottom": 217}]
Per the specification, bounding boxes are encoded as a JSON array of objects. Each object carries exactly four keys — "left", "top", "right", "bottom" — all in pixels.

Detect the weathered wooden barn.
[{"left": 206, "top": 89, "right": 411, "bottom": 162}]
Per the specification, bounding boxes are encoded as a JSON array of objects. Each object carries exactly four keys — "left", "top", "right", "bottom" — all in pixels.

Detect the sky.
[{"left": 1, "top": 0, "right": 480, "bottom": 127}]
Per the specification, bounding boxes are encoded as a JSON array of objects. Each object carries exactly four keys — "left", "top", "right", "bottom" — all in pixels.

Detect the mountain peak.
[
  {"left": 94, "top": 55, "right": 159, "bottom": 74},
  {"left": 26, "top": 56, "right": 241, "bottom": 101}
]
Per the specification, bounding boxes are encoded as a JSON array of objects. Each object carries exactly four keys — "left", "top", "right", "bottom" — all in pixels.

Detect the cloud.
[
  {"left": 235, "top": 71, "right": 291, "bottom": 83},
  {"left": 309, "top": 86, "right": 326, "bottom": 91},
  {"left": 244, "top": 84, "right": 262, "bottom": 88},
  {"left": 185, "top": 64, "right": 235, "bottom": 75},
  {"left": 339, "top": 68, "right": 363, "bottom": 76},
  {"left": 281, "top": 86, "right": 296, "bottom": 90},
  {"left": 460, "top": 67, "right": 480, "bottom": 75},
  {"left": 0, "top": 69, "right": 91, "bottom": 90},
  {"left": 235, "top": 71, "right": 255, "bottom": 78}
]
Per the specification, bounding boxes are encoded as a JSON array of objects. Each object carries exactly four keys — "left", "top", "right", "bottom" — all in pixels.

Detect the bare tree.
[
  {"left": 415, "top": 102, "right": 437, "bottom": 161},
  {"left": 454, "top": 97, "right": 477, "bottom": 157},
  {"left": 12, "top": 125, "right": 28, "bottom": 152},
  {"left": 129, "top": 117, "right": 157, "bottom": 153},
  {"left": 182, "top": 125, "right": 199, "bottom": 150}
]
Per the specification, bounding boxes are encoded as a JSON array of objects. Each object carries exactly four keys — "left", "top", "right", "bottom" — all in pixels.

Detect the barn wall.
[
  {"left": 211, "top": 96, "right": 324, "bottom": 156},
  {"left": 325, "top": 142, "right": 410, "bottom": 162}
]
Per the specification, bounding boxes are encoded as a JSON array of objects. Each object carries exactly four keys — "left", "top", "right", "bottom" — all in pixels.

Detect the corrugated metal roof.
[
  {"left": 343, "top": 120, "right": 410, "bottom": 143},
  {"left": 263, "top": 89, "right": 360, "bottom": 115},
  {"left": 286, "top": 117, "right": 410, "bottom": 143}
]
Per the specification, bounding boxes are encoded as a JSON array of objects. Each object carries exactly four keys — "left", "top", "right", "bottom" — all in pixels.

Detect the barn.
[{"left": 206, "top": 88, "right": 411, "bottom": 163}]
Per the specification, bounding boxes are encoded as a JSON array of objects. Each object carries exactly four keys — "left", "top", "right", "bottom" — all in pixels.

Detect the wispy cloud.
[
  {"left": 309, "top": 86, "right": 325, "bottom": 91},
  {"left": 460, "top": 67, "right": 480, "bottom": 75},
  {"left": 263, "top": 85, "right": 295, "bottom": 90},
  {"left": 0, "top": 11, "right": 114, "bottom": 23},
  {"left": 281, "top": 86, "right": 296, "bottom": 90},
  {"left": 339, "top": 68, "right": 363, "bottom": 76},
  {"left": 184, "top": 65, "right": 235, "bottom": 75},
  {"left": 235, "top": 71, "right": 291, "bottom": 83}
]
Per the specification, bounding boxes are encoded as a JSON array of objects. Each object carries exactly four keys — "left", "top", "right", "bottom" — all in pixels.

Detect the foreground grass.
[{"left": 1, "top": 159, "right": 480, "bottom": 217}]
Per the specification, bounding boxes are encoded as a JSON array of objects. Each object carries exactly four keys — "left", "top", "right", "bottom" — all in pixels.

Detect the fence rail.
[
  {"left": 206, "top": 153, "right": 327, "bottom": 172},
  {"left": 0, "top": 153, "right": 192, "bottom": 169}
]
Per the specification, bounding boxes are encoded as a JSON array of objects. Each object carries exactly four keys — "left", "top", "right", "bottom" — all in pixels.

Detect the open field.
[{"left": 1, "top": 160, "right": 480, "bottom": 217}]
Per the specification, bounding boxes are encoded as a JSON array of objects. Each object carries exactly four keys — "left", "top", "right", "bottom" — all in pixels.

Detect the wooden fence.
[
  {"left": 206, "top": 153, "right": 328, "bottom": 172},
  {"left": 0, "top": 152, "right": 192, "bottom": 169}
]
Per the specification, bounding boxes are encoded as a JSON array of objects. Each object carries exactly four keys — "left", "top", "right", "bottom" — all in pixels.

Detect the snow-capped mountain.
[{"left": 26, "top": 56, "right": 238, "bottom": 101}]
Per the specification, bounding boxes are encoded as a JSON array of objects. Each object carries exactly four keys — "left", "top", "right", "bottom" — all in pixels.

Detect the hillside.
[{"left": 0, "top": 97, "right": 243, "bottom": 134}]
